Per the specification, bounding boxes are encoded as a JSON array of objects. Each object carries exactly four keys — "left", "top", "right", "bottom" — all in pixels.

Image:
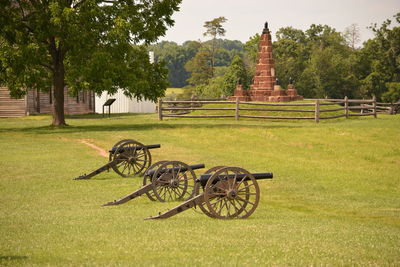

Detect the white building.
[{"left": 95, "top": 89, "right": 156, "bottom": 114}]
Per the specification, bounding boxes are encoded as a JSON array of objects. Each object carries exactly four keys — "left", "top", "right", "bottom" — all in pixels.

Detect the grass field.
[
  {"left": 0, "top": 113, "right": 399, "bottom": 266},
  {"left": 165, "top": 88, "right": 184, "bottom": 95}
]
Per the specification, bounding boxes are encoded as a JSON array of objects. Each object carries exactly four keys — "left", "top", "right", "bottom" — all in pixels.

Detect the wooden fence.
[
  {"left": 158, "top": 97, "right": 380, "bottom": 122},
  {"left": 368, "top": 102, "right": 400, "bottom": 115}
]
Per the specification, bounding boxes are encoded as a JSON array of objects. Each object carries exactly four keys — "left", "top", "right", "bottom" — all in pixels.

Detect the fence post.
[
  {"left": 190, "top": 96, "right": 194, "bottom": 112},
  {"left": 344, "top": 96, "right": 349, "bottom": 119},
  {"left": 315, "top": 99, "right": 320, "bottom": 123},
  {"left": 372, "top": 96, "right": 377, "bottom": 118},
  {"left": 360, "top": 97, "right": 364, "bottom": 114},
  {"left": 158, "top": 98, "right": 163, "bottom": 121},
  {"left": 389, "top": 103, "right": 394, "bottom": 115},
  {"left": 235, "top": 97, "right": 240, "bottom": 121}
]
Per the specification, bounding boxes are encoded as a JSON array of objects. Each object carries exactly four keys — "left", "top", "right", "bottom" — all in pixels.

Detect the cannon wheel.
[
  {"left": 143, "top": 160, "right": 169, "bottom": 201},
  {"left": 152, "top": 161, "right": 196, "bottom": 202},
  {"left": 111, "top": 140, "right": 151, "bottom": 177},
  {"left": 193, "top": 166, "right": 226, "bottom": 216},
  {"left": 203, "top": 167, "right": 260, "bottom": 219},
  {"left": 109, "top": 139, "right": 136, "bottom": 162}
]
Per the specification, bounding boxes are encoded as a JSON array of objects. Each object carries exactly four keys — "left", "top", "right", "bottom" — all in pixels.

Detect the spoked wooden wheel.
[
  {"left": 109, "top": 139, "right": 135, "bottom": 162},
  {"left": 152, "top": 161, "right": 196, "bottom": 202},
  {"left": 194, "top": 166, "right": 225, "bottom": 216},
  {"left": 111, "top": 140, "right": 151, "bottom": 177},
  {"left": 203, "top": 167, "right": 260, "bottom": 219},
  {"left": 143, "top": 160, "right": 168, "bottom": 201}
]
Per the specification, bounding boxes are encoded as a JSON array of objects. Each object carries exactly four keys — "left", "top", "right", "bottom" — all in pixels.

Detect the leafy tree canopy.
[
  {"left": 220, "top": 55, "right": 247, "bottom": 96},
  {"left": 184, "top": 48, "right": 213, "bottom": 86},
  {"left": 149, "top": 40, "right": 198, "bottom": 88},
  {"left": 357, "top": 13, "right": 400, "bottom": 99}
]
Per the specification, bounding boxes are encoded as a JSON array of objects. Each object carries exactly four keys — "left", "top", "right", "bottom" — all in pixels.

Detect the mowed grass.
[
  {"left": 165, "top": 88, "right": 184, "bottom": 95},
  {"left": 0, "top": 113, "right": 399, "bottom": 266}
]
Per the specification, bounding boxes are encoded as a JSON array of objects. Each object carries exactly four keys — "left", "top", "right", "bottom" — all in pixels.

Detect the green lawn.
[
  {"left": 0, "top": 113, "right": 399, "bottom": 266},
  {"left": 165, "top": 88, "right": 184, "bottom": 95}
]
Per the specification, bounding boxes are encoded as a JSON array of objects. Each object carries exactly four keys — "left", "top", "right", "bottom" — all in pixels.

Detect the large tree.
[
  {"left": 220, "top": 55, "right": 247, "bottom": 96},
  {"left": 203, "top": 16, "right": 227, "bottom": 77},
  {"left": 271, "top": 24, "right": 358, "bottom": 98},
  {"left": 184, "top": 48, "right": 213, "bottom": 86},
  {"left": 355, "top": 13, "right": 400, "bottom": 100},
  {"left": 0, "top": 0, "right": 181, "bottom": 125},
  {"left": 243, "top": 33, "right": 260, "bottom": 81}
]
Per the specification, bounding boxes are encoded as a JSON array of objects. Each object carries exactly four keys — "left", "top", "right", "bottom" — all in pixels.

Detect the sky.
[{"left": 159, "top": 0, "right": 399, "bottom": 45}]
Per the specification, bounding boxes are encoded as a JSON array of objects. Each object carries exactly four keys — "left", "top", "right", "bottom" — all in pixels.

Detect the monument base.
[{"left": 229, "top": 85, "right": 303, "bottom": 102}]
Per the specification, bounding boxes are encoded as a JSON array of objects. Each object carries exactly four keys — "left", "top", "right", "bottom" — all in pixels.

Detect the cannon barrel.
[
  {"left": 198, "top": 172, "right": 273, "bottom": 187},
  {"left": 108, "top": 144, "right": 160, "bottom": 154},
  {"left": 145, "top": 163, "right": 205, "bottom": 177}
]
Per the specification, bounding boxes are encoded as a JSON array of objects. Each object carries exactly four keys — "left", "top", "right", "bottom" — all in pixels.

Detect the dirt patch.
[{"left": 77, "top": 139, "right": 108, "bottom": 158}]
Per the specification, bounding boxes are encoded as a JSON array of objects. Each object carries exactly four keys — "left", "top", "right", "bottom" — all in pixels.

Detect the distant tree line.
[
  {"left": 150, "top": 38, "right": 243, "bottom": 88},
  {"left": 151, "top": 13, "right": 400, "bottom": 102}
]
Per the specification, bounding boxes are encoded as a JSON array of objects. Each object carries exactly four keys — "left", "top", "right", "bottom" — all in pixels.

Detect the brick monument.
[{"left": 230, "top": 22, "right": 303, "bottom": 102}]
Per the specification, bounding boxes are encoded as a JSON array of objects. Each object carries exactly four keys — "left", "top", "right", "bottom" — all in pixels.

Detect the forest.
[{"left": 150, "top": 13, "right": 400, "bottom": 102}]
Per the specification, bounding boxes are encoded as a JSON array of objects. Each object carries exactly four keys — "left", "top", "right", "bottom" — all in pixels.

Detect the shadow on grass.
[
  {"left": 0, "top": 255, "right": 28, "bottom": 261},
  {"left": 25, "top": 112, "right": 144, "bottom": 120},
  {"left": 0, "top": 121, "right": 304, "bottom": 135},
  {"left": 72, "top": 174, "right": 124, "bottom": 181},
  {"left": 66, "top": 113, "right": 146, "bottom": 119}
]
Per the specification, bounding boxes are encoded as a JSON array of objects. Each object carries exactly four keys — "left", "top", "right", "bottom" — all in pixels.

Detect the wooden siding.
[
  {"left": 0, "top": 87, "right": 94, "bottom": 118},
  {"left": 0, "top": 87, "right": 27, "bottom": 118},
  {"left": 65, "top": 90, "right": 95, "bottom": 115}
]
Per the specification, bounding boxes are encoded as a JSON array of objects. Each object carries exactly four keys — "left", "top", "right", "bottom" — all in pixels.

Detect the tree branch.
[
  {"left": 72, "top": 0, "right": 88, "bottom": 8},
  {"left": 15, "top": 0, "right": 27, "bottom": 18},
  {"left": 39, "top": 62, "right": 54, "bottom": 71}
]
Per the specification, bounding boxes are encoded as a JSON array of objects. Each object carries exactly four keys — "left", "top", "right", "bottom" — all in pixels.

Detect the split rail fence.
[
  {"left": 365, "top": 102, "right": 400, "bottom": 115},
  {"left": 158, "top": 97, "right": 381, "bottom": 123}
]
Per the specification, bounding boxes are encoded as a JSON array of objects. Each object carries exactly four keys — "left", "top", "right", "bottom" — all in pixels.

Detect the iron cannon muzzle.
[
  {"left": 108, "top": 144, "right": 161, "bottom": 154},
  {"left": 197, "top": 172, "right": 273, "bottom": 187}
]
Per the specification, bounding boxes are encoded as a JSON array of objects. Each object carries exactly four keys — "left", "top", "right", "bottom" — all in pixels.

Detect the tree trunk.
[
  {"left": 52, "top": 69, "right": 66, "bottom": 126},
  {"left": 50, "top": 41, "right": 67, "bottom": 126},
  {"left": 210, "top": 36, "right": 215, "bottom": 78}
]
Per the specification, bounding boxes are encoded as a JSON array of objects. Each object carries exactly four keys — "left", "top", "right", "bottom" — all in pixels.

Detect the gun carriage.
[
  {"left": 145, "top": 166, "right": 273, "bottom": 220},
  {"left": 74, "top": 139, "right": 160, "bottom": 180},
  {"left": 103, "top": 160, "right": 205, "bottom": 206}
]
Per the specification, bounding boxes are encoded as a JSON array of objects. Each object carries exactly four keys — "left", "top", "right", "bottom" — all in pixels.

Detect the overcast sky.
[{"left": 159, "top": 0, "right": 399, "bottom": 45}]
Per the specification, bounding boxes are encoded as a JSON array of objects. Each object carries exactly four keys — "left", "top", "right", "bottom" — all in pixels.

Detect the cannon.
[
  {"left": 145, "top": 166, "right": 273, "bottom": 220},
  {"left": 102, "top": 160, "right": 205, "bottom": 206},
  {"left": 74, "top": 139, "right": 160, "bottom": 180}
]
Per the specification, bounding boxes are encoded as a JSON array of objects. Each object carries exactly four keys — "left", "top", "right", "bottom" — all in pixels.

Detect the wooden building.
[{"left": 0, "top": 86, "right": 95, "bottom": 118}]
